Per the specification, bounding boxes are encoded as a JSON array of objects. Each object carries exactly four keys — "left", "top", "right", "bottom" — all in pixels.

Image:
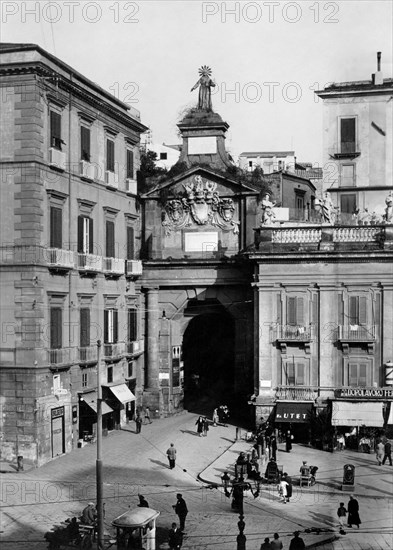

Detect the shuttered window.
[
  {"left": 287, "top": 297, "right": 305, "bottom": 326},
  {"left": 104, "top": 309, "right": 118, "bottom": 344},
  {"left": 106, "top": 220, "right": 115, "bottom": 258},
  {"left": 340, "top": 118, "right": 356, "bottom": 154},
  {"left": 349, "top": 296, "right": 367, "bottom": 325},
  {"left": 81, "top": 126, "right": 91, "bottom": 161},
  {"left": 50, "top": 111, "right": 62, "bottom": 150},
  {"left": 77, "top": 216, "right": 93, "bottom": 254},
  {"left": 297, "top": 363, "right": 305, "bottom": 385},
  {"left": 50, "top": 207, "right": 62, "bottom": 249},
  {"left": 80, "top": 308, "right": 90, "bottom": 347},
  {"left": 128, "top": 308, "right": 137, "bottom": 342},
  {"left": 349, "top": 362, "right": 368, "bottom": 387},
  {"left": 50, "top": 307, "right": 62, "bottom": 349},
  {"left": 106, "top": 139, "right": 115, "bottom": 172},
  {"left": 126, "top": 226, "right": 135, "bottom": 260},
  {"left": 126, "top": 150, "right": 134, "bottom": 179},
  {"left": 285, "top": 361, "right": 307, "bottom": 386},
  {"left": 340, "top": 194, "right": 356, "bottom": 214}
]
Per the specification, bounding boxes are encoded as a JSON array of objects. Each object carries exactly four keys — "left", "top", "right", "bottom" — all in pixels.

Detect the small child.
[{"left": 337, "top": 502, "right": 347, "bottom": 527}]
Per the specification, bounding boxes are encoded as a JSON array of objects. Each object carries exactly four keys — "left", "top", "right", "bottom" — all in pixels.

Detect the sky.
[{"left": 2, "top": 0, "right": 392, "bottom": 166}]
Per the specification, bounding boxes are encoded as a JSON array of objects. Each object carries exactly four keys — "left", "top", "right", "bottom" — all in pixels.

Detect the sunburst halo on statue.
[{"left": 198, "top": 65, "right": 212, "bottom": 76}]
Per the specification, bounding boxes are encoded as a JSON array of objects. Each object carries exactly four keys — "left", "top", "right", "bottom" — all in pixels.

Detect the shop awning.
[
  {"left": 81, "top": 391, "right": 113, "bottom": 415},
  {"left": 275, "top": 402, "right": 313, "bottom": 423},
  {"left": 332, "top": 401, "right": 384, "bottom": 427},
  {"left": 108, "top": 384, "right": 135, "bottom": 404}
]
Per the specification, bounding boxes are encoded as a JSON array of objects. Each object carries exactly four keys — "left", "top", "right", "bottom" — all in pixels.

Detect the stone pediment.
[{"left": 141, "top": 167, "right": 258, "bottom": 199}]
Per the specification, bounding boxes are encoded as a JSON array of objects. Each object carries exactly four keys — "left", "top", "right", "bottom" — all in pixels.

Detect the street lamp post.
[
  {"left": 221, "top": 472, "right": 261, "bottom": 550},
  {"left": 96, "top": 340, "right": 104, "bottom": 550}
]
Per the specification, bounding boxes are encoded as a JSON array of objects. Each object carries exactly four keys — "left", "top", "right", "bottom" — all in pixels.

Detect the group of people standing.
[
  {"left": 260, "top": 531, "right": 305, "bottom": 550},
  {"left": 195, "top": 416, "right": 209, "bottom": 436}
]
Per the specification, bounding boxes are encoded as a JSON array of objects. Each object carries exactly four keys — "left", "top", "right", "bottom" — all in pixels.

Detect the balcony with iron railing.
[
  {"left": 338, "top": 325, "right": 376, "bottom": 341},
  {"left": 78, "top": 345, "right": 98, "bottom": 364},
  {"left": 103, "top": 342, "right": 126, "bottom": 360},
  {"left": 77, "top": 253, "right": 103, "bottom": 273},
  {"left": 126, "top": 260, "right": 143, "bottom": 277},
  {"left": 126, "top": 339, "right": 145, "bottom": 356},
  {"left": 102, "top": 257, "right": 125, "bottom": 276},
  {"left": 274, "top": 325, "right": 313, "bottom": 341},
  {"left": 46, "top": 248, "right": 75, "bottom": 270},
  {"left": 275, "top": 386, "right": 319, "bottom": 401},
  {"left": 48, "top": 347, "right": 74, "bottom": 367}
]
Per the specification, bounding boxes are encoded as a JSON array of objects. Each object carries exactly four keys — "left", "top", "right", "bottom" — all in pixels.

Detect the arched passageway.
[{"left": 182, "top": 301, "right": 235, "bottom": 414}]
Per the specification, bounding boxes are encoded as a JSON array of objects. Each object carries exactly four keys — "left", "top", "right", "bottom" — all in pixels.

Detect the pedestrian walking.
[
  {"left": 347, "top": 495, "right": 361, "bottom": 528},
  {"left": 260, "top": 537, "right": 273, "bottom": 549},
  {"left": 135, "top": 413, "right": 142, "bottom": 434},
  {"left": 195, "top": 416, "right": 204, "bottom": 436},
  {"left": 376, "top": 440, "right": 384, "bottom": 465},
  {"left": 337, "top": 502, "right": 347, "bottom": 527},
  {"left": 212, "top": 408, "right": 219, "bottom": 426},
  {"left": 283, "top": 472, "right": 292, "bottom": 502},
  {"left": 270, "top": 435, "right": 277, "bottom": 461},
  {"left": 289, "top": 531, "right": 305, "bottom": 549},
  {"left": 337, "top": 433, "right": 345, "bottom": 451},
  {"left": 137, "top": 495, "right": 149, "bottom": 508},
  {"left": 202, "top": 416, "right": 209, "bottom": 437},
  {"left": 285, "top": 430, "right": 293, "bottom": 452},
  {"left": 166, "top": 443, "right": 177, "bottom": 469},
  {"left": 168, "top": 522, "right": 183, "bottom": 550},
  {"left": 144, "top": 406, "right": 152, "bottom": 424},
  {"left": 270, "top": 532, "right": 283, "bottom": 550},
  {"left": 382, "top": 440, "right": 392, "bottom": 465},
  {"left": 173, "top": 493, "right": 188, "bottom": 532}
]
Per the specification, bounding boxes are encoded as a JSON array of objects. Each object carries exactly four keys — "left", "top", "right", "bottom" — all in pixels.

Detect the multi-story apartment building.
[
  {"left": 316, "top": 52, "right": 393, "bottom": 220},
  {"left": 0, "top": 43, "right": 147, "bottom": 465}
]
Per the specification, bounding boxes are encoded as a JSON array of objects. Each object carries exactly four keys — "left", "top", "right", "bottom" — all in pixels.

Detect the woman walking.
[
  {"left": 347, "top": 495, "right": 361, "bottom": 528},
  {"left": 195, "top": 416, "right": 204, "bottom": 436},
  {"left": 376, "top": 439, "right": 384, "bottom": 466}
]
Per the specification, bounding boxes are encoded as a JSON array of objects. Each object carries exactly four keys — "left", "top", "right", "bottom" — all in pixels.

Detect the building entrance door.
[{"left": 51, "top": 407, "right": 65, "bottom": 457}]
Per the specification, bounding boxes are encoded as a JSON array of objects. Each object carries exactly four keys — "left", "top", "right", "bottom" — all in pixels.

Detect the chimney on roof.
[{"left": 373, "top": 51, "right": 383, "bottom": 85}]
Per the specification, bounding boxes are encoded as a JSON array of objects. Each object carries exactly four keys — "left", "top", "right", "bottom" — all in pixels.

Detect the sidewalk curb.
[
  {"left": 307, "top": 534, "right": 338, "bottom": 548},
  {"left": 197, "top": 438, "right": 237, "bottom": 485}
]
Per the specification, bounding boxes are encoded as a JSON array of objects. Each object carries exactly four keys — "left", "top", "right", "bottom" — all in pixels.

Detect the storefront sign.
[
  {"left": 335, "top": 388, "right": 393, "bottom": 400},
  {"left": 275, "top": 402, "right": 313, "bottom": 423}
]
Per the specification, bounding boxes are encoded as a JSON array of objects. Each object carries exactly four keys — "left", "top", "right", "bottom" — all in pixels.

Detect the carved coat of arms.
[{"left": 162, "top": 175, "right": 240, "bottom": 235}]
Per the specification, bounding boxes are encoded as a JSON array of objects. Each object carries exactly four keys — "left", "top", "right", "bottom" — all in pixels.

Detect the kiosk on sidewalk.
[{"left": 112, "top": 507, "right": 160, "bottom": 550}]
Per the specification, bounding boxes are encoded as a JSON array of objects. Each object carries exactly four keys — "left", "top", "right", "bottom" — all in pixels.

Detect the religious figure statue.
[
  {"left": 261, "top": 194, "right": 276, "bottom": 225},
  {"left": 383, "top": 192, "right": 393, "bottom": 223},
  {"left": 316, "top": 192, "right": 335, "bottom": 225},
  {"left": 190, "top": 66, "right": 216, "bottom": 111}
]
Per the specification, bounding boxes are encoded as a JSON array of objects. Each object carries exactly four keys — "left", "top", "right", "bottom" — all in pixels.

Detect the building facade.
[
  {"left": 0, "top": 43, "right": 147, "bottom": 465},
  {"left": 316, "top": 52, "right": 393, "bottom": 220}
]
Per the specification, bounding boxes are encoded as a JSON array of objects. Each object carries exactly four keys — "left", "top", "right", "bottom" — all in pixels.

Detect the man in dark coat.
[
  {"left": 285, "top": 430, "right": 293, "bottom": 452},
  {"left": 173, "top": 493, "right": 188, "bottom": 532},
  {"left": 347, "top": 495, "right": 361, "bottom": 528},
  {"left": 289, "top": 531, "right": 305, "bottom": 549},
  {"left": 81, "top": 502, "right": 96, "bottom": 525},
  {"left": 137, "top": 495, "right": 149, "bottom": 508},
  {"left": 270, "top": 435, "right": 277, "bottom": 461},
  {"left": 382, "top": 440, "right": 392, "bottom": 465},
  {"left": 168, "top": 522, "right": 183, "bottom": 550},
  {"left": 135, "top": 414, "right": 142, "bottom": 434}
]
